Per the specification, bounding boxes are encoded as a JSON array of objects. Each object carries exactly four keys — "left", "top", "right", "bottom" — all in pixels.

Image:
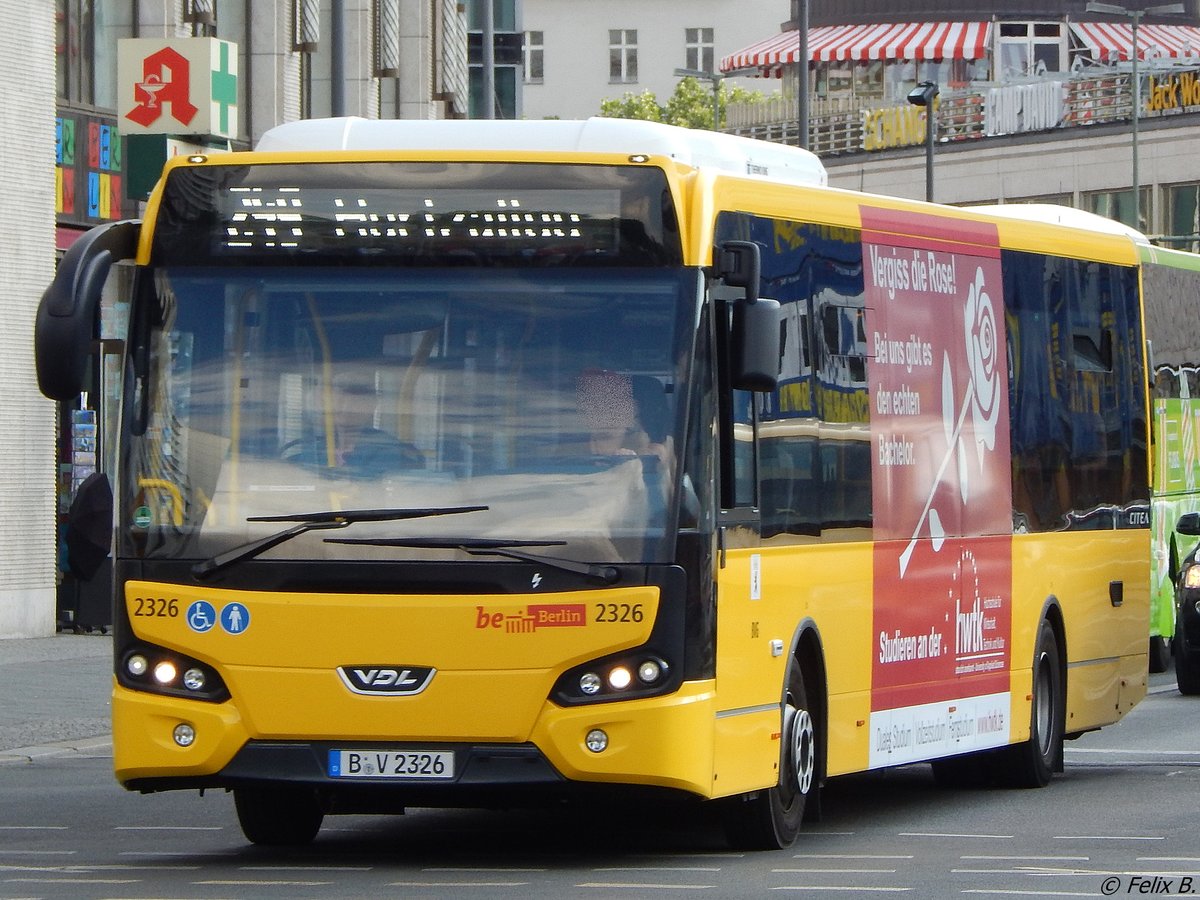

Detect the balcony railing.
[{"left": 723, "top": 67, "right": 1159, "bottom": 155}]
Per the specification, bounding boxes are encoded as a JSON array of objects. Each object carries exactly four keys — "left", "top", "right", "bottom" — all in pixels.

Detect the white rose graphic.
[
  {"left": 898, "top": 263, "right": 1001, "bottom": 579},
  {"left": 964, "top": 266, "right": 999, "bottom": 465}
]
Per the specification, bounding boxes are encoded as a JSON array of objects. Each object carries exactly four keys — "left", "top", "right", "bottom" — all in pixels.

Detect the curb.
[{"left": 0, "top": 735, "right": 112, "bottom": 765}]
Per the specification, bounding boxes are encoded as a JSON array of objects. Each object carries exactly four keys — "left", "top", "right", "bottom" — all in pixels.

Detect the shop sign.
[
  {"left": 1145, "top": 69, "right": 1200, "bottom": 116},
  {"left": 56, "top": 110, "right": 133, "bottom": 227},
  {"left": 117, "top": 37, "right": 238, "bottom": 139},
  {"left": 862, "top": 104, "right": 929, "bottom": 152}
]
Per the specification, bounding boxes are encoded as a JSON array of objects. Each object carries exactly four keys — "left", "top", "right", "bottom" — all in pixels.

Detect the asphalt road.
[{"left": 1, "top": 635, "right": 1196, "bottom": 898}]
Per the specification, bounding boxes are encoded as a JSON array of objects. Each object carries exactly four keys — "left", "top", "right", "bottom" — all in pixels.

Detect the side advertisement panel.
[{"left": 861, "top": 207, "right": 1013, "bottom": 768}]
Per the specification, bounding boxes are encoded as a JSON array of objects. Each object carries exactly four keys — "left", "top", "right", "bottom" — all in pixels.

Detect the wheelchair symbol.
[{"left": 187, "top": 600, "right": 217, "bottom": 633}]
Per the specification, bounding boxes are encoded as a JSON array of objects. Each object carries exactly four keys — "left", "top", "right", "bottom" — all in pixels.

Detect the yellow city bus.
[{"left": 35, "top": 118, "right": 1149, "bottom": 849}]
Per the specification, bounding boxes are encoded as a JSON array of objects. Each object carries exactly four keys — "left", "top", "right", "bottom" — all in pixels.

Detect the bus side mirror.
[
  {"left": 36, "top": 219, "right": 140, "bottom": 401},
  {"left": 1178, "top": 512, "right": 1200, "bottom": 536},
  {"left": 730, "top": 296, "right": 781, "bottom": 392},
  {"left": 718, "top": 240, "right": 780, "bottom": 393}
]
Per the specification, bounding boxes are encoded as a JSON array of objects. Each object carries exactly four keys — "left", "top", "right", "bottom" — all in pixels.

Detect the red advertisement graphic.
[{"left": 862, "top": 207, "right": 1013, "bottom": 766}]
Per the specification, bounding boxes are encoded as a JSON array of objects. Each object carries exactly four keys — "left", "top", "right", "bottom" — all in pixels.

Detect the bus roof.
[
  {"left": 255, "top": 116, "right": 828, "bottom": 189},
  {"left": 1140, "top": 242, "right": 1200, "bottom": 270},
  {"left": 967, "top": 203, "right": 1150, "bottom": 244}
]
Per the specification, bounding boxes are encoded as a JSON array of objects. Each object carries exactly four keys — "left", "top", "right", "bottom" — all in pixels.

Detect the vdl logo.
[{"left": 337, "top": 666, "right": 435, "bottom": 696}]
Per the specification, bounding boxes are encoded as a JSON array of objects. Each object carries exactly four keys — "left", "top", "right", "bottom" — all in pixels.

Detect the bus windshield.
[{"left": 122, "top": 266, "right": 698, "bottom": 567}]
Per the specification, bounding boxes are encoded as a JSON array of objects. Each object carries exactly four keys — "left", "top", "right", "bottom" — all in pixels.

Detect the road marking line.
[
  {"left": 959, "top": 891, "right": 1103, "bottom": 896},
  {"left": 961, "top": 857, "right": 1089, "bottom": 861},
  {"left": 4, "top": 877, "right": 140, "bottom": 885},
  {"left": 899, "top": 832, "right": 1012, "bottom": 839},
  {"left": 769, "top": 887, "right": 912, "bottom": 892},
  {"left": 1052, "top": 835, "right": 1164, "bottom": 841},
  {"left": 1065, "top": 748, "right": 1200, "bottom": 755},
  {"left": 196, "top": 880, "right": 334, "bottom": 887},
  {"left": 576, "top": 884, "right": 712, "bottom": 891},
  {"left": 240, "top": 865, "right": 373, "bottom": 871},
  {"left": 792, "top": 855, "right": 913, "bottom": 860},
  {"left": 773, "top": 868, "right": 898, "bottom": 874},
  {"left": 388, "top": 882, "right": 532, "bottom": 888},
  {"left": 594, "top": 867, "right": 723, "bottom": 873}
]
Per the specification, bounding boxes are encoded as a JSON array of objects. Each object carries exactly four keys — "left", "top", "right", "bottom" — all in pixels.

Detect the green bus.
[{"left": 1142, "top": 243, "right": 1200, "bottom": 683}]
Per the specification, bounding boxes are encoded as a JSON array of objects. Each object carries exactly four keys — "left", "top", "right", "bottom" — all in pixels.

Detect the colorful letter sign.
[{"left": 117, "top": 37, "right": 238, "bottom": 139}]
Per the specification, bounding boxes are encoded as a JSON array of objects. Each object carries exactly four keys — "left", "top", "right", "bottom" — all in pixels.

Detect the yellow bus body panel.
[{"left": 116, "top": 579, "right": 675, "bottom": 785}]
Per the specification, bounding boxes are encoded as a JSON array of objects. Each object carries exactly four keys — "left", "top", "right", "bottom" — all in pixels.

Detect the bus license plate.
[{"left": 329, "top": 750, "right": 454, "bottom": 779}]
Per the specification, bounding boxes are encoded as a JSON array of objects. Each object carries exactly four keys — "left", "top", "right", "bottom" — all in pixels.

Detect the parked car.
[{"left": 1172, "top": 513, "right": 1200, "bottom": 695}]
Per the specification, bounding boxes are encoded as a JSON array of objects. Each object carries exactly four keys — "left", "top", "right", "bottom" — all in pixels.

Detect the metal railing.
[{"left": 723, "top": 68, "right": 1152, "bottom": 155}]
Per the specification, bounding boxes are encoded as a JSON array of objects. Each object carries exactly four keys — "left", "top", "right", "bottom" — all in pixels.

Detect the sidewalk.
[{"left": 0, "top": 632, "right": 113, "bottom": 763}]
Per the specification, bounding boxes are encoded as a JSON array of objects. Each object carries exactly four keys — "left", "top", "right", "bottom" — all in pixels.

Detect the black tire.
[
  {"left": 1175, "top": 626, "right": 1200, "bottom": 695},
  {"left": 998, "top": 619, "right": 1063, "bottom": 788},
  {"left": 234, "top": 787, "right": 324, "bottom": 846},
  {"left": 1149, "top": 635, "right": 1171, "bottom": 674},
  {"left": 720, "top": 660, "right": 817, "bottom": 850}
]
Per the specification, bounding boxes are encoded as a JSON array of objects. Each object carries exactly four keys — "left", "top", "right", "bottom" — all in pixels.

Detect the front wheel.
[
  {"left": 1175, "top": 621, "right": 1200, "bottom": 695},
  {"left": 720, "top": 660, "right": 818, "bottom": 850},
  {"left": 234, "top": 787, "right": 324, "bottom": 846},
  {"left": 997, "top": 619, "right": 1063, "bottom": 787},
  {"left": 1149, "top": 635, "right": 1171, "bottom": 674}
]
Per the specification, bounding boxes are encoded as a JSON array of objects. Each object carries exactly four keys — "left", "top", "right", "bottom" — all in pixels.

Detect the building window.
[
  {"left": 466, "top": 0, "right": 522, "bottom": 118},
  {"left": 609, "top": 29, "right": 638, "bottom": 84},
  {"left": 1083, "top": 187, "right": 1150, "bottom": 233},
  {"left": 685, "top": 27, "right": 713, "bottom": 73},
  {"left": 525, "top": 30, "right": 543, "bottom": 83},
  {"left": 998, "top": 21, "right": 1064, "bottom": 81},
  {"left": 1166, "top": 183, "right": 1200, "bottom": 252},
  {"left": 57, "top": 0, "right": 134, "bottom": 109}
]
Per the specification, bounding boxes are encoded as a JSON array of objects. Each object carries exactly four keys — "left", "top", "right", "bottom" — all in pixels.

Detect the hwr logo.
[{"left": 955, "top": 597, "right": 985, "bottom": 655}]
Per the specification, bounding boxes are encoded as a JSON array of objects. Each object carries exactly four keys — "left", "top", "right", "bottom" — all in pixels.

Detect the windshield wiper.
[
  {"left": 192, "top": 506, "right": 488, "bottom": 580},
  {"left": 326, "top": 536, "right": 620, "bottom": 585}
]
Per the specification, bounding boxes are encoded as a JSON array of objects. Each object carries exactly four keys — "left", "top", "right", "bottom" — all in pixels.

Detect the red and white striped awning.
[
  {"left": 1069, "top": 22, "right": 1200, "bottom": 62},
  {"left": 721, "top": 22, "right": 993, "bottom": 76}
]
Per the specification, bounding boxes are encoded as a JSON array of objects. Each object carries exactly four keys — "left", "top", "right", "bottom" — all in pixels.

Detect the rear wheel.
[
  {"left": 720, "top": 660, "right": 817, "bottom": 850},
  {"left": 234, "top": 787, "right": 324, "bottom": 846},
  {"left": 998, "top": 619, "right": 1063, "bottom": 787},
  {"left": 1149, "top": 635, "right": 1171, "bottom": 674}
]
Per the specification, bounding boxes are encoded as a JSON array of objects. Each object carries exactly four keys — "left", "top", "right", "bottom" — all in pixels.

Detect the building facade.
[
  {"left": 1, "top": 5, "right": 57, "bottom": 637},
  {"left": 722, "top": 1, "right": 1200, "bottom": 237},
  {"left": 13, "top": 0, "right": 468, "bottom": 639},
  {"left": 520, "top": 0, "right": 789, "bottom": 120}
]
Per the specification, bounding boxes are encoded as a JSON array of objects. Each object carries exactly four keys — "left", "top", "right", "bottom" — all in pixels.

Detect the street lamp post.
[
  {"left": 797, "top": 0, "right": 809, "bottom": 149},
  {"left": 906, "top": 81, "right": 939, "bottom": 202},
  {"left": 1085, "top": 1, "right": 1184, "bottom": 229}
]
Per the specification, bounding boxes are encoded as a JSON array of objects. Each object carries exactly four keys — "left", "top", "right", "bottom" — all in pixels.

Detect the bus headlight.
[
  {"left": 153, "top": 661, "right": 178, "bottom": 685},
  {"left": 637, "top": 659, "right": 665, "bottom": 683},
  {"left": 553, "top": 653, "right": 675, "bottom": 705},
  {"left": 607, "top": 666, "right": 633, "bottom": 691},
  {"left": 118, "top": 643, "right": 229, "bottom": 703}
]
